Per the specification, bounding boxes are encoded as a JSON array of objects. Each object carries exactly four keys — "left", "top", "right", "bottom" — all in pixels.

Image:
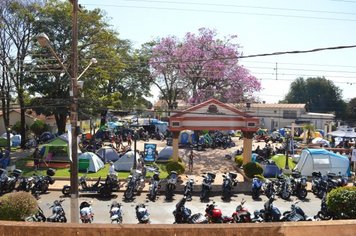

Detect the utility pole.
[{"left": 70, "top": 0, "right": 79, "bottom": 224}]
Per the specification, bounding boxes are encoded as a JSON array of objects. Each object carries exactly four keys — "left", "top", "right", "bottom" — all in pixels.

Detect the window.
[
  {"left": 283, "top": 110, "right": 297, "bottom": 119},
  {"left": 172, "top": 122, "right": 180, "bottom": 127}
]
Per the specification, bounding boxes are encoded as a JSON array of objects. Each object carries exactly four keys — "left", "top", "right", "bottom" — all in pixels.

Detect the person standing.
[
  {"left": 33, "top": 147, "right": 40, "bottom": 170},
  {"left": 108, "top": 161, "right": 117, "bottom": 177},
  {"left": 188, "top": 149, "right": 194, "bottom": 173},
  {"left": 1, "top": 148, "right": 10, "bottom": 169},
  {"left": 127, "top": 133, "right": 132, "bottom": 146}
]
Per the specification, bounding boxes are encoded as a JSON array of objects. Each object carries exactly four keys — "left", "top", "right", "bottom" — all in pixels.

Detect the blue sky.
[{"left": 81, "top": 0, "right": 356, "bottom": 104}]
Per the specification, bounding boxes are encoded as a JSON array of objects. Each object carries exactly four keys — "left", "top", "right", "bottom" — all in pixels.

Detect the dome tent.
[
  {"left": 96, "top": 146, "right": 121, "bottom": 163},
  {"left": 78, "top": 152, "right": 105, "bottom": 173}
]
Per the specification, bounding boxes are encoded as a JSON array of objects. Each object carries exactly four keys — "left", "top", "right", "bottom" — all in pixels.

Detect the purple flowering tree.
[{"left": 149, "top": 28, "right": 261, "bottom": 106}]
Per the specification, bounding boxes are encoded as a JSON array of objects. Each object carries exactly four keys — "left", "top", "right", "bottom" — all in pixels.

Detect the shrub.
[
  {"left": 327, "top": 186, "right": 356, "bottom": 219},
  {"left": 234, "top": 155, "right": 243, "bottom": 167},
  {"left": 0, "top": 192, "right": 38, "bottom": 221},
  {"left": 242, "top": 162, "right": 263, "bottom": 179},
  {"left": 166, "top": 160, "right": 185, "bottom": 175}
]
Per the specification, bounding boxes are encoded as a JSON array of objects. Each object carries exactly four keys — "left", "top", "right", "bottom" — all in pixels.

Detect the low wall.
[{"left": 1, "top": 220, "right": 356, "bottom": 236}]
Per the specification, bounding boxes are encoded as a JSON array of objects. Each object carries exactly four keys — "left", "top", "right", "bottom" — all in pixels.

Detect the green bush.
[
  {"left": 166, "top": 160, "right": 185, "bottom": 175},
  {"left": 234, "top": 155, "right": 243, "bottom": 167},
  {"left": 0, "top": 192, "right": 38, "bottom": 221},
  {"left": 327, "top": 186, "right": 356, "bottom": 219},
  {"left": 242, "top": 162, "right": 263, "bottom": 179}
]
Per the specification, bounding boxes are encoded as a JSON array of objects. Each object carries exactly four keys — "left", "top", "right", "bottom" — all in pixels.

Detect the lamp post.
[{"left": 36, "top": 0, "right": 95, "bottom": 223}]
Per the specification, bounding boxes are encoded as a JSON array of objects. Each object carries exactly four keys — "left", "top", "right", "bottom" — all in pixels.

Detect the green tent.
[
  {"left": 41, "top": 137, "right": 70, "bottom": 162},
  {"left": 270, "top": 154, "right": 296, "bottom": 170}
]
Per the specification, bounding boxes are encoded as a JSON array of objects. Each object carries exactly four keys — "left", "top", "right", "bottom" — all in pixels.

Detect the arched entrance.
[{"left": 169, "top": 99, "right": 259, "bottom": 164}]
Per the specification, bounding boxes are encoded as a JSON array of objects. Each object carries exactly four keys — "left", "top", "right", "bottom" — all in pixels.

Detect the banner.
[
  {"left": 66, "top": 124, "right": 72, "bottom": 162},
  {"left": 144, "top": 143, "right": 157, "bottom": 162}
]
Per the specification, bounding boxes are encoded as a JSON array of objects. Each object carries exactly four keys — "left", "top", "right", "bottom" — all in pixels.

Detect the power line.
[
  {"left": 82, "top": 3, "right": 356, "bottom": 22},
  {"left": 122, "top": 0, "right": 356, "bottom": 16}
]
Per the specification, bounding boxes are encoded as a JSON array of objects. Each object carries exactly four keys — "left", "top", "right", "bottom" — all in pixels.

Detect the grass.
[{"left": 14, "top": 158, "right": 169, "bottom": 179}]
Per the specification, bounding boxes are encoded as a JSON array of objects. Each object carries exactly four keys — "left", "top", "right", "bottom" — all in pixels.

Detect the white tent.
[
  {"left": 78, "top": 152, "right": 105, "bottom": 173},
  {"left": 294, "top": 148, "right": 350, "bottom": 177},
  {"left": 113, "top": 150, "right": 140, "bottom": 172},
  {"left": 96, "top": 146, "right": 121, "bottom": 163},
  {"left": 156, "top": 146, "right": 173, "bottom": 162}
]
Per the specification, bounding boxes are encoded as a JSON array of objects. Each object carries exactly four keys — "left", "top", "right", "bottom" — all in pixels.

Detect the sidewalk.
[{"left": 49, "top": 173, "right": 252, "bottom": 193}]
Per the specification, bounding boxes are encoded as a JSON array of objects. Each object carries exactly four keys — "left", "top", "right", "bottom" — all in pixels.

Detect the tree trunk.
[
  {"left": 18, "top": 94, "right": 26, "bottom": 148},
  {"left": 100, "top": 109, "right": 108, "bottom": 127},
  {"left": 55, "top": 114, "right": 67, "bottom": 135}
]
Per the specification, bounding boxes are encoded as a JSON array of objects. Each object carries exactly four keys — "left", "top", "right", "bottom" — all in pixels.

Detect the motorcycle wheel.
[
  {"left": 317, "top": 211, "right": 332, "bottom": 220},
  {"left": 41, "top": 183, "right": 49, "bottom": 194},
  {"left": 62, "top": 186, "right": 71, "bottom": 196},
  {"left": 99, "top": 186, "right": 112, "bottom": 198},
  {"left": 61, "top": 216, "right": 67, "bottom": 223},
  {"left": 317, "top": 190, "right": 325, "bottom": 199},
  {"left": 149, "top": 190, "right": 157, "bottom": 201},
  {"left": 124, "top": 188, "right": 134, "bottom": 200},
  {"left": 200, "top": 189, "right": 208, "bottom": 201},
  {"left": 280, "top": 190, "right": 291, "bottom": 200},
  {"left": 297, "top": 189, "right": 308, "bottom": 200}
]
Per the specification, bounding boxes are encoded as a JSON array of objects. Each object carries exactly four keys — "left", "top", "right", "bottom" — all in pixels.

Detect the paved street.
[{"left": 37, "top": 190, "right": 322, "bottom": 224}]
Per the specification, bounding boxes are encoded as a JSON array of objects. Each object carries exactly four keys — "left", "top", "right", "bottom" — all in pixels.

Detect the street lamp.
[{"left": 36, "top": 2, "right": 94, "bottom": 223}]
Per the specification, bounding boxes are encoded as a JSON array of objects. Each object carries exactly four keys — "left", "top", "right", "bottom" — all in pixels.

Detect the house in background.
[
  {"left": 0, "top": 109, "right": 36, "bottom": 134},
  {"left": 0, "top": 109, "right": 58, "bottom": 135},
  {"left": 246, "top": 103, "right": 334, "bottom": 131}
]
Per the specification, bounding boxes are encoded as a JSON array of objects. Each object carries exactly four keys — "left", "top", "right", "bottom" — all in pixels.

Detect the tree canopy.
[
  {"left": 283, "top": 77, "right": 346, "bottom": 119},
  {"left": 149, "top": 28, "right": 261, "bottom": 107}
]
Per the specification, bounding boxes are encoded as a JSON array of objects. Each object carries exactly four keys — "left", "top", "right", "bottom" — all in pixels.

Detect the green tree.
[
  {"left": 30, "top": 120, "right": 49, "bottom": 138},
  {"left": 302, "top": 123, "right": 315, "bottom": 144},
  {"left": 345, "top": 98, "right": 356, "bottom": 126},
  {"left": 283, "top": 77, "right": 346, "bottom": 119}
]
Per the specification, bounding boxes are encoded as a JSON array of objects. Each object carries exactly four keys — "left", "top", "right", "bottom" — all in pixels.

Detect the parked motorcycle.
[
  {"left": 290, "top": 171, "right": 308, "bottom": 200},
  {"left": 165, "top": 171, "right": 178, "bottom": 200},
  {"left": 231, "top": 199, "right": 252, "bottom": 223},
  {"left": 251, "top": 176, "right": 263, "bottom": 200},
  {"left": 31, "top": 168, "right": 56, "bottom": 196},
  {"left": 79, "top": 201, "right": 94, "bottom": 223},
  {"left": 47, "top": 199, "right": 67, "bottom": 223},
  {"left": 135, "top": 203, "right": 150, "bottom": 224},
  {"left": 221, "top": 172, "right": 238, "bottom": 201},
  {"left": 0, "top": 169, "right": 22, "bottom": 195},
  {"left": 205, "top": 202, "right": 233, "bottom": 223},
  {"left": 257, "top": 195, "right": 282, "bottom": 222},
  {"left": 124, "top": 170, "right": 143, "bottom": 201},
  {"left": 183, "top": 176, "right": 194, "bottom": 201},
  {"left": 17, "top": 176, "right": 34, "bottom": 192},
  {"left": 148, "top": 171, "right": 161, "bottom": 201},
  {"left": 263, "top": 179, "right": 276, "bottom": 199},
  {"left": 25, "top": 207, "right": 46, "bottom": 222},
  {"left": 173, "top": 196, "right": 208, "bottom": 224},
  {"left": 311, "top": 171, "right": 324, "bottom": 198},
  {"left": 62, "top": 175, "right": 102, "bottom": 196},
  {"left": 316, "top": 193, "right": 333, "bottom": 220},
  {"left": 275, "top": 174, "right": 292, "bottom": 200},
  {"left": 110, "top": 201, "right": 123, "bottom": 224},
  {"left": 281, "top": 201, "right": 312, "bottom": 222},
  {"left": 200, "top": 172, "right": 216, "bottom": 202}
]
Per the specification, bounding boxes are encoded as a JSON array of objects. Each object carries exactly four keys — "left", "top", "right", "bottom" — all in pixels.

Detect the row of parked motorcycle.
[
  {"left": 251, "top": 171, "right": 348, "bottom": 202},
  {"left": 0, "top": 168, "right": 56, "bottom": 197},
  {"left": 26, "top": 192, "right": 335, "bottom": 224}
]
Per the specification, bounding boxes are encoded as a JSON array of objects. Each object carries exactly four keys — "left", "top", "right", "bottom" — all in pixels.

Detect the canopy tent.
[
  {"left": 328, "top": 127, "right": 356, "bottom": 138},
  {"left": 113, "top": 150, "right": 140, "bottom": 172},
  {"left": 40, "top": 134, "right": 81, "bottom": 162},
  {"left": 96, "top": 146, "right": 121, "bottom": 163},
  {"left": 78, "top": 152, "right": 105, "bottom": 173},
  {"left": 156, "top": 146, "right": 173, "bottom": 163},
  {"left": 270, "top": 154, "right": 296, "bottom": 170},
  {"left": 294, "top": 148, "right": 350, "bottom": 177},
  {"left": 107, "top": 121, "right": 124, "bottom": 130}
]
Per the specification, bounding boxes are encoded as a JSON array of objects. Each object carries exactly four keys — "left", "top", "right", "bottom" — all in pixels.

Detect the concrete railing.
[{"left": 1, "top": 220, "right": 356, "bottom": 236}]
